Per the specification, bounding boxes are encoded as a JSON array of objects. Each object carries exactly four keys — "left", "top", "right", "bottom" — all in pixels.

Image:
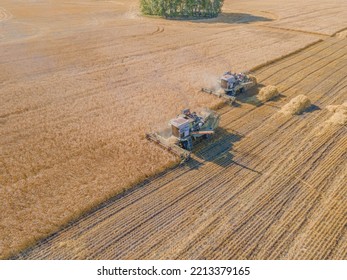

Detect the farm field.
[
  {"left": 13, "top": 35, "right": 347, "bottom": 260},
  {"left": 1, "top": 0, "right": 347, "bottom": 259}
]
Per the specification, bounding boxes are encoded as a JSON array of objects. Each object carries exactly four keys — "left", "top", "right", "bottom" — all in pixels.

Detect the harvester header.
[{"left": 146, "top": 108, "right": 220, "bottom": 162}]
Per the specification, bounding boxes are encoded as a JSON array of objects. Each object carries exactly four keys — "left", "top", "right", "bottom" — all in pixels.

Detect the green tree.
[{"left": 140, "top": 0, "right": 224, "bottom": 18}]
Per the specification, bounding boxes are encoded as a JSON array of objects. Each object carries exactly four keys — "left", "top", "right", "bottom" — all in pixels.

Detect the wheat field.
[{"left": 1, "top": 0, "right": 347, "bottom": 259}]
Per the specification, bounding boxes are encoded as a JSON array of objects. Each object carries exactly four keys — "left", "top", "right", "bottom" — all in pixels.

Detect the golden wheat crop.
[{"left": 1, "top": 0, "right": 347, "bottom": 259}]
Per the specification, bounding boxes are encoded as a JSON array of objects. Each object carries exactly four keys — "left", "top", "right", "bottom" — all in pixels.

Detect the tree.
[{"left": 140, "top": 0, "right": 224, "bottom": 18}]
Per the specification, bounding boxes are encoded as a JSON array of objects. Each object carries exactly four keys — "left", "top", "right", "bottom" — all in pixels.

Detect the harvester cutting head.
[
  {"left": 146, "top": 108, "right": 220, "bottom": 162},
  {"left": 202, "top": 70, "right": 257, "bottom": 105}
]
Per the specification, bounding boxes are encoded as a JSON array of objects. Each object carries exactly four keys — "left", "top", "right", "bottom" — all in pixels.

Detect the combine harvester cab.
[
  {"left": 146, "top": 108, "right": 220, "bottom": 162},
  {"left": 202, "top": 71, "right": 257, "bottom": 105}
]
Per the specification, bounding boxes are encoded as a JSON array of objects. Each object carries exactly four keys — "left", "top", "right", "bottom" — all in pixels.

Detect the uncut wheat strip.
[
  {"left": 221, "top": 103, "right": 302, "bottom": 142},
  {"left": 177, "top": 36, "right": 289, "bottom": 70},
  {"left": 254, "top": 39, "right": 332, "bottom": 76},
  {"left": 0, "top": 85, "right": 112, "bottom": 139},
  {"left": 255, "top": 38, "right": 341, "bottom": 79},
  {"left": 109, "top": 32, "right": 225, "bottom": 65},
  {"left": 280, "top": 15, "right": 347, "bottom": 36},
  {"left": 219, "top": 106, "right": 265, "bottom": 134},
  {"left": 2, "top": 30, "right": 223, "bottom": 112},
  {"left": 256, "top": 38, "right": 345, "bottom": 82}
]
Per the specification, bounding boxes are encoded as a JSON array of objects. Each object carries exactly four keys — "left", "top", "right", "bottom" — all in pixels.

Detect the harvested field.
[
  {"left": 1, "top": 0, "right": 347, "bottom": 259},
  {"left": 13, "top": 35, "right": 347, "bottom": 260}
]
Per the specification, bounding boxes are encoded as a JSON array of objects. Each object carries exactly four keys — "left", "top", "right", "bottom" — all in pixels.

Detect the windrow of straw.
[
  {"left": 257, "top": 85, "right": 279, "bottom": 102},
  {"left": 280, "top": 95, "right": 311, "bottom": 115},
  {"left": 326, "top": 101, "right": 347, "bottom": 125}
]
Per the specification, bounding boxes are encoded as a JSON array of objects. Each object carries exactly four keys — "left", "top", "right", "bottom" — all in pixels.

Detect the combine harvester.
[
  {"left": 146, "top": 108, "right": 220, "bottom": 162},
  {"left": 202, "top": 71, "right": 257, "bottom": 104}
]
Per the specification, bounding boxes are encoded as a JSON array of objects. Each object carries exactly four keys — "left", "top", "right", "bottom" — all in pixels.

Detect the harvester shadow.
[
  {"left": 186, "top": 127, "right": 261, "bottom": 174},
  {"left": 304, "top": 104, "right": 321, "bottom": 114},
  {"left": 185, "top": 13, "right": 273, "bottom": 24}
]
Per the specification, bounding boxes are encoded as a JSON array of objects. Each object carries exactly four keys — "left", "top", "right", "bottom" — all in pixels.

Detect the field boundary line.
[{"left": 258, "top": 25, "right": 330, "bottom": 38}]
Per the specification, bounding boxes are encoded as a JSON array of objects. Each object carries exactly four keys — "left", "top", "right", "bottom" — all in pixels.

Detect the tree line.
[{"left": 140, "top": 0, "right": 224, "bottom": 18}]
